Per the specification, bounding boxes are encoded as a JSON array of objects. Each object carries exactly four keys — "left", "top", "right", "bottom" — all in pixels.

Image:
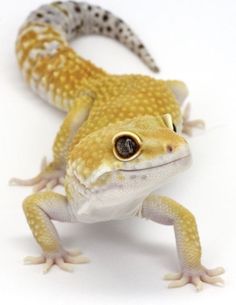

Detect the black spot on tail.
[
  {"left": 103, "top": 14, "right": 109, "bottom": 22},
  {"left": 36, "top": 13, "right": 43, "bottom": 18},
  {"left": 75, "top": 5, "right": 81, "bottom": 13}
]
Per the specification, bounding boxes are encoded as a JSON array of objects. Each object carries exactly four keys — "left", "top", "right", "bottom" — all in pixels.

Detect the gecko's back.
[
  {"left": 16, "top": 0, "right": 186, "bottom": 151},
  {"left": 71, "top": 75, "right": 182, "bottom": 144}
]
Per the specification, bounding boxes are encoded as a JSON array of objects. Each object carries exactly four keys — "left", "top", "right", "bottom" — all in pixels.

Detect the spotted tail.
[{"left": 16, "top": 1, "right": 159, "bottom": 111}]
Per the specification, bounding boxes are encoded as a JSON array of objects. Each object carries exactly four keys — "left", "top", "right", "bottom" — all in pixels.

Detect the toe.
[
  {"left": 43, "top": 258, "right": 54, "bottom": 274},
  {"left": 168, "top": 276, "right": 189, "bottom": 288},
  {"left": 9, "top": 176, "right": 41, "bottom": 187},
  {"left": 190, "top": 119, "right": 205, "bottom": 129},
  {"left": 65, "top": 255, "right": 90, "bottom": 264},
  {"left": 163, "top": 273, "right": 181, "bottom": 281},
  {"left": 24, "top": 256, "right": 45, "bottom": 265},
  {"left": 192, "top": 277, "right": 204, "bottom": 291},
  {"left": 59, "top": 177, "right": 65, "bottom": 185},
  {"left": 66, "top": 249, "right": 82, "bottom": 256},
  {"left": 46, "top": 179, "right": 58, "bottom": 190},
  {"left": 207, "top": 267, "right": 225, "bottom": 277},
  {"left": 183, "top": 103, "right": 191, "bottom": 121},
  {"left": 201, "top": 274, "right": 224, "bottom": 286},
  {"left": 33, "top": 179, "right": 48, "bottom": 192},
  {"left": 182, "top": 127, "right": 193, "bottom": 136},
  {"left": 55, "top": 258, "right": 73, "bottom": 272},
  {"left": 40, "top": 157, "right": 47, "bottom": 171}
]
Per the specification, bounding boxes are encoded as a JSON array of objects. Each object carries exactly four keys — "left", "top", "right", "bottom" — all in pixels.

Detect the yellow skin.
[{"left": 11, "top": 1, "right": 224, "bottom": 290}]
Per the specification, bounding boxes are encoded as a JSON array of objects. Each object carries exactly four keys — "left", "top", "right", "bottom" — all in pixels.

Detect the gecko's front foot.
[
  {"left": 164, "top": 266, "right": 225, "bottom": 291},
  {"left": 182, "top": 103, "right": 205, "bottom": 136},
  {"left": 9, "top": 157, "right": 65, "bottom": 192},
  {"left": 24, "top": 248, "right": 90, "bottom": 273}
]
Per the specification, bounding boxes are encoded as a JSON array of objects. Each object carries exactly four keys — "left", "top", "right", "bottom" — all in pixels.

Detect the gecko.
[{"left": 10, "top": 1, "right": 224, "bottom": 290}]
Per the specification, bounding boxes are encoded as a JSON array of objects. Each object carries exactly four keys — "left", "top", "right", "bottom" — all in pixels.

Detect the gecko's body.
[{"left": 12, "top": 1, "right": 224, "bottom": 289}]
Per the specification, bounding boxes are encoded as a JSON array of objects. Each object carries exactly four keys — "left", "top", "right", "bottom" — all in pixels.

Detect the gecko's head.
[{"left": 68, "top": 115, "right": 191, "bottom": 196}]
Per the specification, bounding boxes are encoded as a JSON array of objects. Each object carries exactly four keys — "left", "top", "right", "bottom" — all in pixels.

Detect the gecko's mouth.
[{"left": 120, "top": 154, "right": 191, "bottom": 172}]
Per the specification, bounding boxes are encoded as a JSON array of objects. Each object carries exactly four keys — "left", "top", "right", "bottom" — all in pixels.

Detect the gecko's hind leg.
[
  {"left": 10, "top": 98, "right": 93, "bottom": 192},
  {"left": 182, "top": 103, "right": 205, "bottom": 136},
  {"left": 9, "top": 157, "right": 65, "bottom": 192}
]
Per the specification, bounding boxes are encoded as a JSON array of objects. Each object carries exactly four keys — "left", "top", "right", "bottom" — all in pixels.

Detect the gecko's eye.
[
  {"left": 172, "top": 123, "right": 177, "bottom": 132},
  {"left": 112, "top": 132, "right": 142, "bottom": 161},
  {"left": 162, "top": 113, "right": 177, "bottom": 132}
]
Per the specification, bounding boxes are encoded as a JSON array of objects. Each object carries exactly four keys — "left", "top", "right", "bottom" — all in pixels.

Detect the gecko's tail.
[
  {"left": 22, "top": 1, "right": 159, "bottom": 72},
  {"left": 16, "top": 2, "right": 159, "bottom": 112}
]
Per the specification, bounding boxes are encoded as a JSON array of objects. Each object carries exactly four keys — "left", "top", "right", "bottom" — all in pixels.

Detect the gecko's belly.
[{"left": 72, "top": 194, "right": 143, "bottom": 223}]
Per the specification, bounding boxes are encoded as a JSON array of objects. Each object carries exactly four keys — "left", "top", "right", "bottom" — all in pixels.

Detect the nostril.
[{"left": 166, "top": 145, "right": 174, "bottom": 153}]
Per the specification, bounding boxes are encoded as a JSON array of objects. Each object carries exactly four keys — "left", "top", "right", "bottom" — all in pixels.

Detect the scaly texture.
[
  {"left": 11, "top": 1, "right": 223, "bottom": 290},
  {"left": 16, "top": 1, "right": 159, "bottom": 111}
]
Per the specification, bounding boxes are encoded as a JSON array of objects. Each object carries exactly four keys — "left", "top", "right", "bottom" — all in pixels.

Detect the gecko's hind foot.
[
  {"left": 9, "top": 157, "right": 65, "bottom": 192},
  {"left": 24, "top": 249, "right": 90, "bottom": 273},
  {"left": 182, "top": 103, "right": 205, "bottom": 136},
  {"left": 164, "top": 266, "right": 225, "bottom": 291}
]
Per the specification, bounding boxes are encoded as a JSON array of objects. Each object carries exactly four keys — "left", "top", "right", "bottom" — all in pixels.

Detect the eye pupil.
[
  {"left": 173, "top": 123, "right": 177, "bottom": 132},
  {"left": 115, "top": 136, "right": 139, "bottom": 158}
]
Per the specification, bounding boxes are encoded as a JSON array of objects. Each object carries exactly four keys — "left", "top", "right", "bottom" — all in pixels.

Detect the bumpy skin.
[{"left": 12, "top": 1, "right": 223, "bottom": 290}]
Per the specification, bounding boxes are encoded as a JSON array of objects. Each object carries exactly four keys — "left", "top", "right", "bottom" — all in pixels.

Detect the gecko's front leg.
[
  {"left": 10, "top": 97, "right": 92, "bottom": 192},
  {"left": 23, "top": 191, "right": 89, "bottom": 273},
  {"left": 138, "top": 193, "right": 224, "bottom": 290}
]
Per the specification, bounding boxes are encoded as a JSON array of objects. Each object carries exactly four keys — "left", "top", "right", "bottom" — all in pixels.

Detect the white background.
[{"left": 0, "top": 0, "right": 236, "bottom": 304}]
